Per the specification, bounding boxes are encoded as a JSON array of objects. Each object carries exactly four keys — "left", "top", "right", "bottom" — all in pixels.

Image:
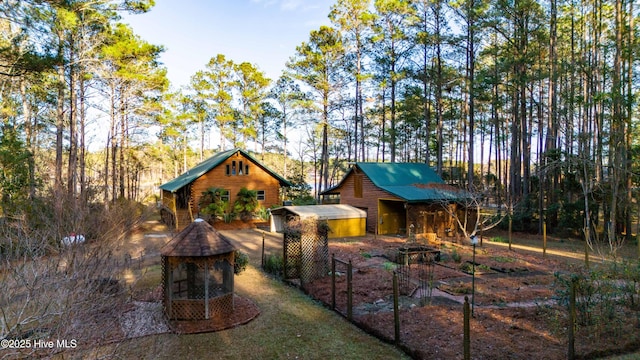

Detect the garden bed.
[{"left": 302, "top": 234, "right": 640, "bottom": 359}]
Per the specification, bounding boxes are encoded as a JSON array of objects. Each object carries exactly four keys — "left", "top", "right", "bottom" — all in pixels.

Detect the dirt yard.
[
  {"left": 297, "top": 234, "right": 640, "bottom": 360},
  {"left": 116, "top": 220, "right": 640, "bottom": 360}
]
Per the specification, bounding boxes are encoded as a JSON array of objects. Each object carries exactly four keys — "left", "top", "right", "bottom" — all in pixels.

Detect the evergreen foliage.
[
  {"left": 233, "top": 187, "right": 258, "bottom": 221},
  {"left": 0, "top": 0, "right": 639, "bottom": 248}
]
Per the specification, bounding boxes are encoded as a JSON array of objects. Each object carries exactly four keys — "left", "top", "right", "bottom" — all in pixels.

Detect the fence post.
[
  {"left": 331, "top": 254, "right": 336, "bottom": 310},
  {"left": 393, "top": 271, "right": 400, "bottom": 344},
  {"left": 261, "top": 232, "right": 265, "bottom": 268},
  {"left": 464, "top": 296, "right": 470, "bottom": 360},
  {"left": 568, "top": 279, "right": 576, "bottom": 360},
  {"left": 347, "top": 259, "right": 353, "bottom": 321}
]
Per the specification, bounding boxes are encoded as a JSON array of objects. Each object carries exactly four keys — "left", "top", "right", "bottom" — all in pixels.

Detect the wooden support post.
[
  {"left": 261, "top": 232, "right": 265, "bottom": 268},
  {"left": 347, "top": 259, "right": 353, "bottom": 321},
  {"left": 568, "top": 279, "right": 576, "bottom": 360},
  {"left": 464, "top": 296, "right": 470, "bottom": 360},
  {"left": 471, "top": 244, "right": 476, "bottom": 317},
  {"left": 393, "top": 271, "right": 400, "bottom": 344}
]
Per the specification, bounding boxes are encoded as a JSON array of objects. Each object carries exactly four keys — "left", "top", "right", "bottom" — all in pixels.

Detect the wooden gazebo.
[{"left": 161, "top": 219, "right": 236, "bottom": 320}]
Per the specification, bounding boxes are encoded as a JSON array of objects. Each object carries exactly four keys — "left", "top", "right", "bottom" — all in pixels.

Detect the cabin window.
[
  {"left": 354, "top": 174, "right": 363, "bottom": 198},
  {"left": 232, "top": 161, "right": 236, "bottom": 175},
  {"left": 245, "top": 165, "right": 249, "bottom": 175},
  {"left": 239, "top": 161, "right": 244, "bottom": 175},
  {"left": 221, "top": 190, "right": 230, "bottom": 202},
  {"left": 257, "top": 190, "right": 265, "bottom": 201},
  {"left": 226, "top": 164, "right": 230, "bottom": 176}
]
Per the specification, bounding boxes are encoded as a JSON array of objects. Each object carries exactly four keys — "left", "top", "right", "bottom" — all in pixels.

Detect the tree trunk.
[
  {"left": 20, "top": 79, "right": 36, "bottom": 199},
  {"left": 466, "top": 13, "right": 475, "bottom": 190},
  {"left": 67, "top": 57, "right": 77, "bottom": 199},
  {"left": 55, "top": 47, "right": 65, "bottom": 196}
]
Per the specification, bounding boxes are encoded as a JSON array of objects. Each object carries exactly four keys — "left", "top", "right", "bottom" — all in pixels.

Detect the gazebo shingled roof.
[{"left": 161, "top": 219, "right": 236, "bottom": 257}]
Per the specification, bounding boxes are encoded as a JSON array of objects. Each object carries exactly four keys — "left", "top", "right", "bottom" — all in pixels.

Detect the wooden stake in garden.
[
  {"left": 568, "top": 278, "right": 576, "bottom": 360},
  {"left": 347, "top": 259, "right": 353, "bottom": 321},
  {"left": 464, "top": 296, "right": 470, "bottom": 360},
  {"left": 261, "top": 232, "right": 265, "bottom": 268}
]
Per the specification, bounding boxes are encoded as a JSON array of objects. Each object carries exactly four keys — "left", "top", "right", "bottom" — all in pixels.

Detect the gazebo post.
[
  {"left": 227, "top": 256, "right": 234, "bottom": 307},
  {"left": 204, "top": 261, "right": 209, "bottom": 319}
]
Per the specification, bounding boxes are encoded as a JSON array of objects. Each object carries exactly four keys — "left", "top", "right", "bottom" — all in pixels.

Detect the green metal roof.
[
  {"left": 324, "top": 162, "right": 466, "bottom": 202},
  {"left": 356, "top": 162, "right": 444, "bottom": 187},
  {"left": 159, "top": 148, "right": 291, "bottom": 193}
]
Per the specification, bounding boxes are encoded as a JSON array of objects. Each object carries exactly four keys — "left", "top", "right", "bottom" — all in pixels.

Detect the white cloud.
[{"left": 280, "top": 0, "right": 303, "bottom": 11}]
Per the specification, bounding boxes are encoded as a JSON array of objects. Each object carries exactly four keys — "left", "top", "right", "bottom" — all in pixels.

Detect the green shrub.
[
  {"left": 459, "top": 262, "right": 473, "bottom": 273},
  {"left": 199, "top": 187, "right": 230, "bottom": 221},
  {"left": 256, "top": 207, "right": 271, "bottom": 221},
  {"left": 382, "top": 261, "right": 396, "bottom": 272},
  {"left": 222, "top": 211, "right": 236, "bottom": 223},
  {"left": 553, "top": 268, "right": 626, "bottom": 329},
  {"left": 234, "top": 187, "right": 258, "bottom": 221},
  {"left": 263, "top": 254, "right": 283, "bottom": 276},
  {"left": 451, "top": 248, "right": 462, "bottom": 263},
  {"left": 234, "top": 250, "right": 249, "bottom": 274}
]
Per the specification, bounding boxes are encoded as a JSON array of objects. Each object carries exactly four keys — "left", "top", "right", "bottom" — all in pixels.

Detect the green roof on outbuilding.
[
  {"left": 355, "top": 162, "right": 444, "bottom": 186},
  {"left": 324, "top": 162, "right": 467, "bottom": 203},
  {"left": 159, "top": 148, "right": 291, "bottom": 193}
]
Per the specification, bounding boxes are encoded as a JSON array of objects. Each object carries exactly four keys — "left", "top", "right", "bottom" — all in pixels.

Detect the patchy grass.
[
  {"left": 126, "top": 264, "right": 162, "bottom": 299},
  {"left": 489, "top": 236, "right": 509, "bottom": 243},
  {"left": 73, "top": 266, "right": 408, "bottom": 360},
  {"left": 482, "top": 229, "right": 640, "bottom": 265}
]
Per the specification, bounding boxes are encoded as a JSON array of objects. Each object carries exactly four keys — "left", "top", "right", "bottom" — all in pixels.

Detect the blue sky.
[{"left": 122, "top": 0, "right": 334, "bottom": 89}]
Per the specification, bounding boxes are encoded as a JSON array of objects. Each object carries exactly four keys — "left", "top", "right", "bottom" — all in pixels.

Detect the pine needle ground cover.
[
  {"left": 302, "top": 233, "right": 640, "bottom": 359},
  {"left": 57, "top": 223, "right": 639, "bottom": 360}
]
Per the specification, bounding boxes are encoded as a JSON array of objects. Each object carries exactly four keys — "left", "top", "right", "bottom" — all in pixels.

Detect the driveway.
[
  {"left": 219, "top": 228, "right": 283, "bottom": 266},
  {"left": 121, "top": 221, "right": 283, "bottom": 267}
]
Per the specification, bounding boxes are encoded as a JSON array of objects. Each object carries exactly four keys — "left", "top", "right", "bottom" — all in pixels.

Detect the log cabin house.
[
  {"left": 320, "top": 162, "right": 467, "bottom": 239},
  {"left": 159, "top": 149, "right": 291, "bottom": 230}
]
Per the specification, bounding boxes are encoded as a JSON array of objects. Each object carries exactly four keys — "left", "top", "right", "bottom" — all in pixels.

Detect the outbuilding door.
[{"left": 378, "top": 199, "right": 407, "bottom": 235}]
